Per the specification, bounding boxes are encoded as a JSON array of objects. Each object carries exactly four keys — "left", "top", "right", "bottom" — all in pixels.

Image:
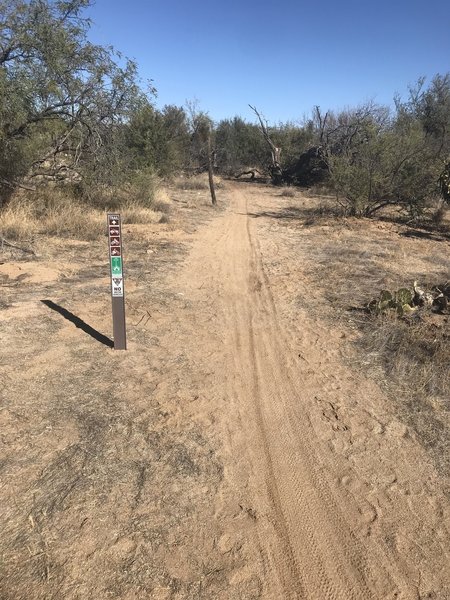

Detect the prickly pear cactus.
[
  {"left": 368, "top": 290, "right": 393, "bottom": 314},
  {"left": 395, "top": 288, "right": 413, "bottom": 306},
  {"left": 368, "top": 287, "right": 415, "bottom": 316}
]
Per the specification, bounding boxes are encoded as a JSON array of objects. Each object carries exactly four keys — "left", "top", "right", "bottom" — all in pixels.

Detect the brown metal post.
[{"left": 107, "top": 213, "right": 127, "bottom": 350}]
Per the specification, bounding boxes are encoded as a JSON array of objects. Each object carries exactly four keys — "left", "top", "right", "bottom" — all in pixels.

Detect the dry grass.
[
  {"left": 359, "top": 313, "right": 449, "bottom": 400},
  {"left": 42, "top": 202, "right": 105, "bottom": 240},
  {"left": 0, "top": 182, "right": 172, "bottom": 242},
  {"left": 174, "top": 173, "right": 224, "bottom": 191},
  {"left": 152, "top": 188, "right": 172, "bottom": 213},
  {"left": 0, "top": 198, "right": 38, "bottom": 240},
  {"left": 0, "top": 191, "right": 105, "bottom": 241},
  {"left": 280, "top": 187, "right": 296, "bottom": 198},
  {"left": 121, "top": 187, "right": 172, "bottom": 224},
  {"left": 356, "top": 313, "right": 450, "bottom": 474},
  {"left": 121, "top": 202, "right": 165, "bottom": 225}
]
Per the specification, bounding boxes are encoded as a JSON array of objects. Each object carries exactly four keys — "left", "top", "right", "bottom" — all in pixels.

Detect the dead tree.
[
  {"left": 249, "top": 105, "right": 283, "bottom": 184},
  {"left": 207, "top": 126, "right": 217, "bottom": 206},
  {"left": 314, "top": 105, "right": 330, "bottom": 145}
]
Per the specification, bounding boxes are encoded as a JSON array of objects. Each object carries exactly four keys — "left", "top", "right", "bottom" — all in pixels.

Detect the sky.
[{"left": 86, "top": 0, "right": 450, "bottom": 124}]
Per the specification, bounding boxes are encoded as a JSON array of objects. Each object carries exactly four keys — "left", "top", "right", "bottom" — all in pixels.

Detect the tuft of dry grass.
[
  {"left": 0, "top": 198, "right": 37, "bottom": 240},
  {"left": 359, "top": 314, "right": 449, "bottom": 399},
  {"left": 0, "top": 189, "right": 105, "bottom": 241},
  {"left": 280, "top": 187, "right": 296, "bottom": 198},
  {"left": 431, "top": 201, "right": 448, "bottom": 227},
  {"left": 121, "top": 202, "right": 165, "bottom": 225},
  {"left": 42, "top": 202, "right": 105, "bottom": 240},
  {"left": 152, "top": 188, "right": 172, "bottom": 214},
  {"left": 174, "top": 175, "right": 209, "bottom": 191},
  {"left": 121, "top": 187, "right": 172, "bottom": 224}
]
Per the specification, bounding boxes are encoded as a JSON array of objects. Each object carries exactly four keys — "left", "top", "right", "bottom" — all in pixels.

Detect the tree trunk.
[
  {"left": 249, "top": 104, "right": 282, "bottom": 183},
  {"left": 207, "top": 130, "right": 217, "bottom": 206}
]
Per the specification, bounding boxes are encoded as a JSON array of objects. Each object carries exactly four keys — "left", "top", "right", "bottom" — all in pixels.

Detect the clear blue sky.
[{"left": 86, "top": 0, "right": 449, "bottom": 124}]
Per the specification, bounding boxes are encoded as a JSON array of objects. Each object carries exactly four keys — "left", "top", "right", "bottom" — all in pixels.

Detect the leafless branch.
[{"left": 0, "top": 237, "right": 36, "bottom": 255}]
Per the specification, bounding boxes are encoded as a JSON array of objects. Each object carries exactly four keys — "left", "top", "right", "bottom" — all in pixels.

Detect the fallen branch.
[
  {"left": 0, "top": 177, "right": 36, "bottom": 192},
  {"left": 0, "top": 236, "right": 36, "bottom": 255},
  {"left": 235, "top": 170, "right": 262, "bottom": 180}
]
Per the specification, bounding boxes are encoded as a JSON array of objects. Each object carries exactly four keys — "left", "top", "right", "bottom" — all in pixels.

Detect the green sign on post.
[{"left": 111, "top": 256, "right": 122, "bottom": 276}]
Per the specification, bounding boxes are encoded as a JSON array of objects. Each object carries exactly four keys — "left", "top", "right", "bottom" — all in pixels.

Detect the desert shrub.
[{"left": 215, "top": 117, "right": 269, "bottom": 174}]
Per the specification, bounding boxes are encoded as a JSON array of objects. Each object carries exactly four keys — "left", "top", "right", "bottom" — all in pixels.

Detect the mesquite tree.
[{"left": 0, "top": 0, "right": 144, "bottom": 206}]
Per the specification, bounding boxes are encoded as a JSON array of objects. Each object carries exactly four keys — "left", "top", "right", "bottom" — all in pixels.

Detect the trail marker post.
[{"left": 107, "top": 213, "right": 127, "bottom": 350}]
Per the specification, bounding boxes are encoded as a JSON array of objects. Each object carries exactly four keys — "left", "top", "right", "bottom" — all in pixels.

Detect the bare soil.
[{"left": 1, "top": 182, "right": 449, "bottom": 599}]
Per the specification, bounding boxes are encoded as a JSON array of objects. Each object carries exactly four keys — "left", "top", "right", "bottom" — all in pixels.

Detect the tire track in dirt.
[{"left": 214, "top": 187, "right": 383, "bottom": 599}]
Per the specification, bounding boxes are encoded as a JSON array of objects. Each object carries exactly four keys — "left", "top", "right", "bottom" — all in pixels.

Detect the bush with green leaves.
[
  {"left": 312, "top": 75, "right": 450, "bottom": 217},
  {"left": 0, "top": 0, "right": 145, "bottom": 206}
]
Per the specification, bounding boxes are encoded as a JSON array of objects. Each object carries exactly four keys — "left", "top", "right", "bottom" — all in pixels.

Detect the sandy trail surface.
[
  {"left": 174, "top": 183, "right": 449, "bottom": 599},
  {"left": 1, "top": 182, "right": 449, "bottom": 599}
]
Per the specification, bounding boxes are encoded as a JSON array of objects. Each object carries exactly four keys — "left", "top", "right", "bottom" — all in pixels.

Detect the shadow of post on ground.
[{"left": 41, "top": 300, "right": 114, "bottom": 348}]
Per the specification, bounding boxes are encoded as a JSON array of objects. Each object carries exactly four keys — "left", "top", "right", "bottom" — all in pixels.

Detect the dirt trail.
[
  {"left": 173, "top": 183, "right": 450, "bottom": 599},
  {"left": 1, "top": 182, "right": 449, "bottom": 599}
]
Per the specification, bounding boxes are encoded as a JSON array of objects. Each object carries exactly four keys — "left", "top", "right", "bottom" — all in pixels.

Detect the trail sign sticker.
[
  {"left": 112, "top": 277, "right": 124, "bottom": 297},
  {"left": 107, "top": 213, "right": 126, "bottom": 350},
  {"left": 111, "top": 256, "right": 122, "bottom": 275}
]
